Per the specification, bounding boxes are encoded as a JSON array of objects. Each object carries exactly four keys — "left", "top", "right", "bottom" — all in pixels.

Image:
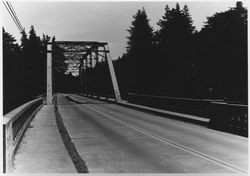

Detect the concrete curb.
[
  {"left": 117, "top": 101, "right": 210, "bottom": 126},
  {"left": 76, "top": 94, "right": 210, "bottom": 126}
]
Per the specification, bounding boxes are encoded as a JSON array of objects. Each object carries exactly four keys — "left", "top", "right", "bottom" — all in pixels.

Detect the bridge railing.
[
  {"left": 124, "top": 93, "right": 220, "bottom": 116},
  {"left": 209, "top": 102, "right": 247, "bottom": 137},
  {"left": 3, "top": 97, "right": 43, "bottom": 173},
  {"left": 124, "top": 93, "right": 248, "bottom": 137},
  {"left": 80, "top": 92, "right": 247, "bottom": 136}
]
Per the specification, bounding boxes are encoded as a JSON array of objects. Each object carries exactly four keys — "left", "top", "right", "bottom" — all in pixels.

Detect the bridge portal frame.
[{"left": 47, "top": 40, "right": 121, "bottom": 102}]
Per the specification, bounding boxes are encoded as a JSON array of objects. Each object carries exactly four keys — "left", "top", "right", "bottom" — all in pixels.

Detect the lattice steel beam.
[{"left": 51, "top": 40, "right": 121, "bottom": 102}]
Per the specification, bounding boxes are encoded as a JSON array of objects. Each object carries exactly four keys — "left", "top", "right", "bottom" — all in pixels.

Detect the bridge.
[{"left": 3, "top": 40, "right": 248, "bottom": 174}]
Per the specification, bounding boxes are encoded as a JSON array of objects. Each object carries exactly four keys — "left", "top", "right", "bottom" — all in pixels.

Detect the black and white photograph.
[{"left": 1, "top": 0, "right": 248, "bottom": 175}]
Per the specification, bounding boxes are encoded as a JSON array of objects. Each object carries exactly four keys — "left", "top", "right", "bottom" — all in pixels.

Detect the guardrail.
[
  {"left": 78, "top": 92, "right": 247, "bottom": 137},
  {"left": 125, "top": 93, "right": 221, "bottom": 117},
  {"left": 209, "top": 102, "right": 247, "bottom": 137},
  {"left": 124, "top": 93, "right": 248, "bottom": 137},
  {"left": 3, "top": 97, "right": 43, "bottom": 173}
]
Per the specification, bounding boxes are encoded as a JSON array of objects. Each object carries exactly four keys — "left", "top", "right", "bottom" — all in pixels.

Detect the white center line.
[{"left": 85, "top": 103, "right": 247, "bottom": 174}]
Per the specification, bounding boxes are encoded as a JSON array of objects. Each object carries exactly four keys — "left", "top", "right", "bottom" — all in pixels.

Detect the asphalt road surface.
[{"left": 56, "top": 93, "right": 248, "bottom": 174}]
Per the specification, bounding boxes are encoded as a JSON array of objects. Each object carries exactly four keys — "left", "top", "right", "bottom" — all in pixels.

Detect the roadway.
[{"left": 56, "top": 93, "right": 248, "bottom": 173}]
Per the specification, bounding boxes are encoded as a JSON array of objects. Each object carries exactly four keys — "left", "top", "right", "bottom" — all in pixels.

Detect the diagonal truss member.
[{"left": 47, "top": 40, "right": 121, "bottom": 102}]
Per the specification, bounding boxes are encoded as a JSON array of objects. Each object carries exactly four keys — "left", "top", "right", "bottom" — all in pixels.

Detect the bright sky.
[{"left": 1, "top": 1, "right": 241, "bottom": 59}]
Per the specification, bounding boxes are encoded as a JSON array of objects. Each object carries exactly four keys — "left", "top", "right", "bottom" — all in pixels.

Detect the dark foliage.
[
  {"left": 21, "top": 26, "right": 47, "bottom": 99},
  {"left": 54, "top": 71, "right": 81, "bottom": 93},
  {"left": 119, "top": 8, "right": 155, "bottom": 93},
  {"left": 3, "top": 28, "right": 21, "bottom": 114},
  {"left": 3, "top": 2, "right": 248, "bottom": 114},
  {"left": 196, "top": 2, "right": 248, "bottom": 103},
  {"left": 84, "top": 61, "right": 114, "bottom": 95},
  {"left": 3, "top": 26, "right": 48, "bottom": 114},
  {"left": 126, "top": 8, "right": 154, "bottom": 54},
  {"left": 114, "top": 2, "right": 247, "bottom": 104},
  {"left": 154, "top": 3, "right": 197, "bottom": 97}
]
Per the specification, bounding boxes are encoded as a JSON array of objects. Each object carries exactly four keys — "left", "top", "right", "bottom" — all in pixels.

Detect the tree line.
[
  {"left": 3, "top": 25, "right": 81, "bottom": 114},
  {"left": 3, "top": 2, "right": 247, "bottom": 113},
  {"left": 113, "top": 2, "right": 247, "bottom": 103},
  {"left": 3, "top": 26, "right": 50, "bottom": 114}
]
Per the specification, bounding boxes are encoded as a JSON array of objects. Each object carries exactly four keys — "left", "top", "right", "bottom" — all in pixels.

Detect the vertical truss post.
[
  {"left": 92, "top": 47, "right": 99, "bottom": 95},
  {"left": 95, "top": 47, "right": 99, "bottom": 63},
  {"left": 83, "top": 59, "right": 87, "bottom": 94},
  {"left": 89, "top": 52, "right": 93, "bottom": 94},
  {"left": 79, "top": 63, "right": 84, "bottom": 95},
  {"left": 90, "top": 55, "right": 92, "bottom": 67},
  {"left": 46, "top": 41, "right": 53, "bottom": 105},
  {"left": 104, "top": 45, "right": 121, "bottom": 102}
]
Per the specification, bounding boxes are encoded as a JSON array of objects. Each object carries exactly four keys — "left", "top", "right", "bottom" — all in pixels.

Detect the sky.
[{"left": 1, "top": 0, "right": 241, "bottom": 59}]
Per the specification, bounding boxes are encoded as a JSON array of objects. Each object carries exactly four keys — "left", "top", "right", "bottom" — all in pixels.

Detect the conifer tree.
[
  {"left": 156, "top": 3, "right": 195, "bottom": 45},
  {"left": 198, "top": 1, "right": 247, "bottom": 102},
  {"left": 126, "top": 8, "right": 154, "bottom": 93},
  {"left": 3, "top": 28, "right": 21, "bottom": 114},
  {"left": 127, "top": 8, "right": 154, "bottom": 54},
  {"left": 154, "top": 3, "right": 197, "bottom": 97}
]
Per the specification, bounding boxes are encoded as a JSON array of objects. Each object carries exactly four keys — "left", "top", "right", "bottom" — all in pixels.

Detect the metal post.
[
  {"left": 95, "top": 47, "right": 99, "bottom": 64},
  {"left": 83, "top": 59, "right": 87, "bottom": 95},
  {"left": 89, "top": 52, "right": 93, "bottom": 95},
  {"left": 47, "top": 42, "right": 53, "bottom": 105},
  {"left": 104, "top": 45, "right": 121, "bottom": 102},
  {"left": 89, "top": 52, "right": 93, "bottom": 68},
  {"left": 79, "top": 65, "right": 84, "bottom": 95}
]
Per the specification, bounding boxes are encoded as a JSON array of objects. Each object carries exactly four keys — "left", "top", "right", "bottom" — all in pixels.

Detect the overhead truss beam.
[{"left": 51, "top": 40, "right": 121, "bottom": 102}]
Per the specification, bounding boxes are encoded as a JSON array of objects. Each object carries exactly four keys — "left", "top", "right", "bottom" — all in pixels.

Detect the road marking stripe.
[{"left": 85, "top": 104, "right": 247, "bottom": 174}]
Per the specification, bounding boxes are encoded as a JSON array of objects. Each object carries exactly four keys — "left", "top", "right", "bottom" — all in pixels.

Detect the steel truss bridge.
[
  {"left": 46, "top": 40, "right": 121, "bottom": 105},
  {"left": 3, "top": 39, "right": 248, "bottom": 174}
]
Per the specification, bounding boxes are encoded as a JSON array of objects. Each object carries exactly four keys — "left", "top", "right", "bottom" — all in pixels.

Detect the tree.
[
  {"left": 198, "top": 1, "right": 247, "bottom": 102},
  {"left": 155, "top": 5, "right": 171, "bottom": 45},
  {"left": 3, "top": 28, "right": 21, "bottom": 114},
  {"left": 156, "top": 3, "right": 195, "bottom": 46},
  {"left": 154, "top": 3, "right": 197, "bottom": 97},
  {"left": 3, "top": 26, "right": 52, "bottom": 114},
  {"left": 126, "top": 8, "right": 154, "bottom": 54},
  {"left": 18, "top": 29, "right": 30, "bottom": 102},
  {"left": 19, "top": 26, "right": 47, "bottom": 101},
  {"left": 27, "top": 25, "right": 46, "bottom": 96},
  {"left": 125, "top": 8, "right": 155, "bottom": 93}
]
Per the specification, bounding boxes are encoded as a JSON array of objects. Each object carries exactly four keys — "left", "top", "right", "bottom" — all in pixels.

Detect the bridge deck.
[{"left": 13, "top": 93, "right": 248, "bottom": 174}]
